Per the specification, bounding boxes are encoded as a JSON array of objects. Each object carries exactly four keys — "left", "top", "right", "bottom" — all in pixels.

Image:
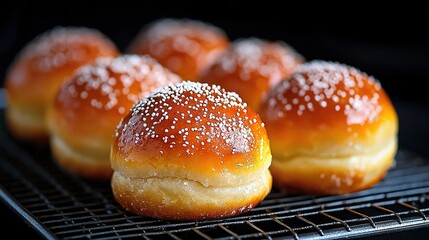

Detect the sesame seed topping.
[
  {"left": 211, "top": 38, "right": 303, "bottom": 85},
  {"left": 129, "top": 19, "right": 227, "bottom": 80},
  {"left": 15, "top": 27, "right": 116, "bottom": 73},
  {"left": 137, "top": 19, "right": 226, "bottom": 46},
  {"left": 267, "top": 60, "right": 383, "bottom": 124},
  {"left": 118, "top": 81, "right": 264, "bottom": 155},
  {"left": 62, "top": 54, "right": 181, "bottom": 114}
]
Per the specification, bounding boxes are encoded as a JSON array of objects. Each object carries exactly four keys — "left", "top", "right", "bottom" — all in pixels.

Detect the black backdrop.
[
  {"left": 1, "top": 1, "right": 429, "bottom": 238},
  {"left": 1, "top": 1, "right": 429, "bottom": 104}
]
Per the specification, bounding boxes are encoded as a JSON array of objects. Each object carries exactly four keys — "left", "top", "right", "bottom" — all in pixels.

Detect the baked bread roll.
[
  {"left": 5, "top": 27, "right": 118, "bottom": 141},
  {"left": 128, "top": 18, "right": 229, "bottom": 81},
  {"left": 47, "top": 55, "right": 181, "bottom": 179},
  {"left": 198, "top": 38, "right": 304, "bottom": 111},
  {"left": 259, "top": 60, "right": 398, "bottom": 194},
  {"left": 111, "top": 81, "right": 272, "bottom": 220}
]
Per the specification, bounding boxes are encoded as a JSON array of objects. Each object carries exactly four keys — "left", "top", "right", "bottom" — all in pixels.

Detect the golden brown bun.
[
  {"left": 47, "top": 55, "right": 181, "bottom": 180},
  {"left": 198, "top": 38, "right": 304, "bottom": 111},
  {"left": 128, "top": 19, "right": 229, "bottom": 81},
  {"left": 259, "top": 60, "right": 398, "bottom": 194},
  {"left": 111, "top": 81, "right": 272, "bottom": 220},
  {"left": 5, "top": 27, "right": 119, "bottom": 142}
]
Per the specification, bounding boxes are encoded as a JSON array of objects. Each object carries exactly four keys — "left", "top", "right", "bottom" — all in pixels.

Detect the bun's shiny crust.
[
  {"left": 198, "top": 38, "right": 304, "bottom": 111},
  {"left": 5, "top": 27, "right": 118, "bottom": 141},
  {"left": 260, "top": 61, "right": 398, "bottom": 194},
  {"left": 48, "top": 55, "right": 181, "bottom": 179},
  {"left": 111, "top": 81, "right": 272, "bottom": 220},
  {"left": 128, "top": 19, "right": 229, "bottom": 81}
]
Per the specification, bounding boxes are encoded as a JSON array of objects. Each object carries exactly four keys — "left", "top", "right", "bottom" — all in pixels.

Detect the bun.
[
  {"left": 47, "top": 55, "right": 181, "bottom": 179},
  {"left": 111, "top": 81, "right": 272, "bottom": 220},
  {"left": 5, "top": 27, "right": 118, "bottom": 141},
  {"left": 259, "top": 60, "right": 398, "bottom": 194},
  {"left": 198, "top": 38, "right": 304, "bottom": 111},
  {"left": 128, "top": 18, "right": 229, "bottom": 81}
]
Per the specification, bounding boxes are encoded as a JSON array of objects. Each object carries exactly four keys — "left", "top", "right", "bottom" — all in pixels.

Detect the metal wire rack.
[{"left": 0, "top": 111, "right": 428, "bottom": 239}]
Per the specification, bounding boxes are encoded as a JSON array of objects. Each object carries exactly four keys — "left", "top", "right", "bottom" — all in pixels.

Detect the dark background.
[
  {"left": 2, "top": 2, "right": 429, "bottom": 105},
  {"left": 2, "top": 1, "right": 429, "bottom": 101},
  {"left": 1, "top": 1, "right": 429, "bottom": 238}
]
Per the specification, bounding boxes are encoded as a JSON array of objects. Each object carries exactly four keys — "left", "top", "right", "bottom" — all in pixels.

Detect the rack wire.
[{"left": 0, "top": 111, "right": 428, "bottom": 239}]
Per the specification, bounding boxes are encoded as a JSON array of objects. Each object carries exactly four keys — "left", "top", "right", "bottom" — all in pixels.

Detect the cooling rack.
[{"left": 1, "top": 109, "right": 428, "bottom": 239}]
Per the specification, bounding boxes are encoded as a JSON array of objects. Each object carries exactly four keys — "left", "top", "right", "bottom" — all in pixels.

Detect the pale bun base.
[
  {"left": 270, "top": 138, "right": 397, "bottom": 195},
  {"left": 50, "top": 134, "right": 112, "bottom": 180},
  {"left": 111, "top": 169, "right": 272, "bottom": 220},
  {"left": 6, "top": 104, "right": 48, "bottom": 142}
]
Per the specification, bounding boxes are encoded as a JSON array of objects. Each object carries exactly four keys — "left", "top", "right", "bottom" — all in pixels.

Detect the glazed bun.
[
  {"left": 47, "top": 55, "right": 181, "bottom": 179},
  {"left": 198, "top": 38, "right": 304, "bottom": 111},
  {"left": 5, "top": 27, "right": 118, "bottom": 141},
  {"left": 111, "top": 81, "right": 272, "bottom": 220},
  {"left": 128, "top": 18, "right": 229, "bottom": 81},
  {"left": 259, "top": 61, "right": 398, "bottom": 194}
]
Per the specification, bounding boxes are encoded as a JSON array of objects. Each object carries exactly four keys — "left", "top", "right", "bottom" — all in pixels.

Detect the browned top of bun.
[
  {"left": 198, "top": 38, "right": 304, "bottom": 111},
  {"left": 48, "top": 55, "right": 181, "bottom": 152},
  {"left": 128, "top": 19, "right": 229, "bottom": 80},
  {"left": 111, "top": 81, "right": 271, "bottom": 187},
  {"left": 260, "top": 61, "right": 398, "bottom": 157},
  {"left": 6, "top": 27, "right": 119, "bottom": 106}
]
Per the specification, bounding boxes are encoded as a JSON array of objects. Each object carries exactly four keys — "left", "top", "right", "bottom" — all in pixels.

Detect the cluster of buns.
[{"left": 5, "top": 18, "right": 398, "bottom": 220}]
